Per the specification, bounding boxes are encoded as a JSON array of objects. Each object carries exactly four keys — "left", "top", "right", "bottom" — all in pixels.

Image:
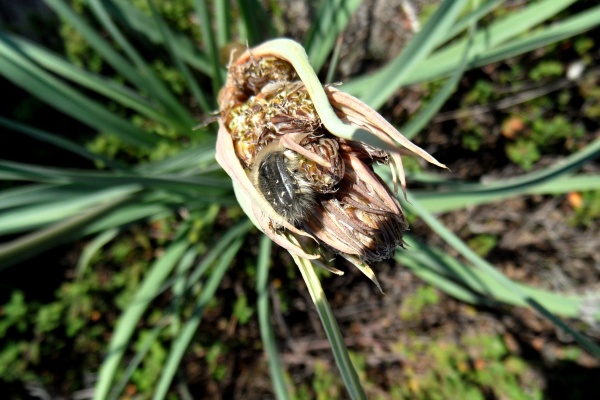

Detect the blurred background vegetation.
[{"left": 0, "top": 0, "right": 599, "bottom": 399}]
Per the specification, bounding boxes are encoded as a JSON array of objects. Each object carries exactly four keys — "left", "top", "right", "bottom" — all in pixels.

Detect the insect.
[{"left": 250, "top": 143, "right": 316, "bottom": 226}]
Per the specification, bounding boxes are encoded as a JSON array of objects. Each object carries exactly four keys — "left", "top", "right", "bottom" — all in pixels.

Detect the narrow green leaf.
[
  {"left": 169, "top": 246, "right": 204, "bottom": 336},
  {"left": 192, "top": 0, "right": 223, "bottom": 92},
  {"left": 1, "top": 32, "right": 175, "bottom": 127},
  {"left": 45, "top": 0, "right": 142, "bottom": 82},
  {"left": 304, "top": 0, "right": 362, "bottom": 72},
  {"left": 357, "top": 0, "right": 468, "bottom": 109},
  {"left": 413, "top": 174, "right": 600, "bottom": 213},
  {"left": 401, "top": 14, "right": 477, "bottom": 139},
  {"left": 184, "top": 220, "right": 253, "bottom": 291},
  {"left": 107, "top": 0, "right": 212, "bottom": 74},
  {"left": 463, "top": 4, "right": 600, "bottom": 70},
  {"left": 445, "top": 0, "right": 504, "bottom": 40},
  {"left": 136, "top": 141, "right": 218, "bottom": 175},
  {"left": 0, "top": 184, "right": 83, "bottom": 211},
  {"left": 87, "top": 0, "right": 195, "bottom": 128},
  {"left": 257, "top": 235, "right": 289, "bottom": 400},
  {"left": 76, "top": 228, "right": 119, "bottom": 278},
  {"left": 236, "top": 0, "right": 276, "bottom": 46},
  {"left": 0, "top": 160, "right": 231, "bottom": 192},
  {"left": 291, "top": 237, "right": 366, "bottom": 400},
  {"left": 0, "top": 116, "right": 125, "bottom": 170},
  {"left": 152, "top": 236, "right": 245, "bottom": 400},
  {"left": 399, "top": 235, "right": 587, "bottom": 318},
  {"left": 0, "top": 35, "right": 160, "bottom": 148},
  {"left": 0, "top": 186, "right": 140, "bottom": 235},
  {"left": 215, "top": 0, "right": 231, "bottom": 49},
  {"left": 93, "top": 224, "right": 191, "bottom": 400},
  {"left": 403, "top": 258, "right": 498, "bottom": 306},
  {"left": 0, "top": 187, "right": 139, "bottom": 269},
  {"left": 81, "top": 202, "right": 175, "bottom": 235},
  {"left": 345, "top": 0, "right": 592, "bottom": 96},
  {"left": 108, "top": 320, "right": 168, "bottom": 400},
  {"left": 410, "top": 137, "right": 600, "bottom": 212},
  {"left": 406, "top": 195, "right": 600, "bottom": 358},
  {"left": 436, "top": 0, "right": 578, "bottom": 63},
  {"left": 324, "top": 33, "right": 344, "bottom": 84},
  {"left": 147, "top": 0, "right": 212, "bottom": 112}
]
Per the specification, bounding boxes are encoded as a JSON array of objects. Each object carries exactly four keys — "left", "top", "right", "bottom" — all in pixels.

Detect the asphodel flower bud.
[{"left": 215, "top": 39, "right": 446, "bottom": 287}]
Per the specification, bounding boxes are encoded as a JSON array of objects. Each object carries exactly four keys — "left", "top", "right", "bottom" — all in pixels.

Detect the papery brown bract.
[{"left": 216, "top": 39, "right": 445, "bottom": 277}]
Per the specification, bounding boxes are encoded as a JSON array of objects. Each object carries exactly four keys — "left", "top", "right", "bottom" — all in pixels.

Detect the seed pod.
[{"left": 215, "top": 39, "right": 447, "bottom": 286}]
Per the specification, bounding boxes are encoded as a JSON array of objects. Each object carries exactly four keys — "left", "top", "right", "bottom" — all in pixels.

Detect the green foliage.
[
  {"left": 132, "top": 330, "right": 168, "bottom": 393},
  {"left": 529, "top": 60, "right": 564, "bottom": 81},
  {"left": 1, "top": 0, "right": 600, "bottom": 398},
  {"left": 569, "top": 189, "right": 600, "bottom": 227},
  {"left": 292, "top": 359, "right": 342, "bottom": 400},
  {"left": 0, "top": 291, "right": 28, "bottom": 335},
  {"left": 530, "top": 115, "right": 585, "bottom": 147},
  {"left": 400, "top": 285, "right": 441, "bottom": 320},
  {"left": 205, "top": 343, "right": 228, "bottom": 381},
  {"left": 391, "top": 333, "right": 542, "bottom": 400},
  {"left": 233, "top": 293, "right": 254, "bottom": 325},
  {"left": 505, "top": 138, "right": 540, "bottom": 170},
  {"left": 506, "top": 115, "right": 585, "bottom": 170},
  {"left": 467, "top": 234, "right": 498, "bottom": 257},
  {"left": 464, "top": 80, "right": 495, "bottom": 104},
  {"left": 461, "top": 119, "right": 488, "bottom": 152},
  {"left": 312, "top": 360, "right": 341, "bottom": 400}
]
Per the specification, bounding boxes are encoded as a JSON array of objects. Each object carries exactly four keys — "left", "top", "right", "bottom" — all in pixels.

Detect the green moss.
[
  {"left": 569, "top": 189, "right": 600, "bottom": 228},
  {"left": 467, "top": 234, "right": 498, "bottom": 257},
  {"left": 529, "top": 60, "right": 564, "bottom": 81},
  {"left": 400, "top": 285, "right": 440, "bottom": 320},
  {"left": 506, "top": 138, "right": 541, "bottom": 170},
  {"left": 388, "top": 333, "right": 542, "bottom": 400}
]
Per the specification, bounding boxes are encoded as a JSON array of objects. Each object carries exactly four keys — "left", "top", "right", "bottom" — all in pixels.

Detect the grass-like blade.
[
  {"left": 401, "top": 14, "right": 476, "bottom": 139},
  {"left": 1, "top": 32, "right": 176, "bottom": 127},
  {"left": 93, "top": 224, "right": 191, "bottom": 400},
  {"left": 406, "top": 195, "right": 600, "bottom": 359},
  {"left": 107, "top": 0, "right": 212, "bottom": 74},
  {"left": 0, "top": 160, "right": 230, "bottom": 192},
  {"left": 87, "top": 0, "right": 195, "bottom": 128},
  {"left": 152, "top": 236, "right": 246, "bottom": 399},
  {"left": 0, "top": 117, "right": 125, "bottom": 170},
  {"left": 192, "top": 0, "right": 223, "bottom": 93},
  {"left": 0, "top": 184, "right": 72, "bottom": 210},
  {"left": 257, "top": 235, "right": 289, "bottom": 400},
  {"left": 303, "top": 0, "right": 362, "bottom": 72},
  {"left": 445, "top": 0, "right": 503, "bottom": 40},
  {"left": 76, "top": 228, "right": 119, "bottom": 278},
  {"left": 0, "top": 187, "right": 139, "bottom": 270},
  {"left": 413, "top": 174, "right": 600, "bottom": 213},
  {"left": 0, "top": 35, "right": 160, "bottom": 148},
  {"left": 183, "top": 220, "right": 253, "bottom": 292},
  {"left": 398, "top": 235, "right": 593, "bottom": 319},
  {"left": 411, "top": 137, "right": 600, "bottom": 212},
  {"left": 0, "top": 185, "right": 140, "bottom": 235},
  {"left": 45, "top": 0, "right": 175, "bottom": 110},
  {"left": 147, "top": 0, "right": 212, "bottom": 112},
  {"left": 460, "top": 4, "right": 600, "bottom": 71},
  {"left": 236, "top": 0, "right": 275, "bottom": 46},
  {"left": 345, "top": 0, "right": 590, "bottom": 94},
  {"left": 215, "top": 0, "right": 231, "bottom": 49},
  {"left": 80, "top": 202, "right": 175, "bottom": 235},
  {"left": 136, "top": 141, "right": 219, "bottom": 175},
  {"left": 291, "top": 238, "right": 366, "bottom": 400},
  {"left": 108, "top": 320, "right": 168, "bottom": 400},
  {"left": 357, "top": 0, "right": 468, "bottom": 109}
]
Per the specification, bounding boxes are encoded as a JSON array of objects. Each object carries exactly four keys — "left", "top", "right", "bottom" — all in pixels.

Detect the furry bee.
[{"left": 250, "top": 143, "right": 316, "bottom": 226}]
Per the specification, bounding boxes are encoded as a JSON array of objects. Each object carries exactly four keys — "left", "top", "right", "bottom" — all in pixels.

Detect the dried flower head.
[{"left": 216, "top": 39, "right": 446, "bottom": 287}]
